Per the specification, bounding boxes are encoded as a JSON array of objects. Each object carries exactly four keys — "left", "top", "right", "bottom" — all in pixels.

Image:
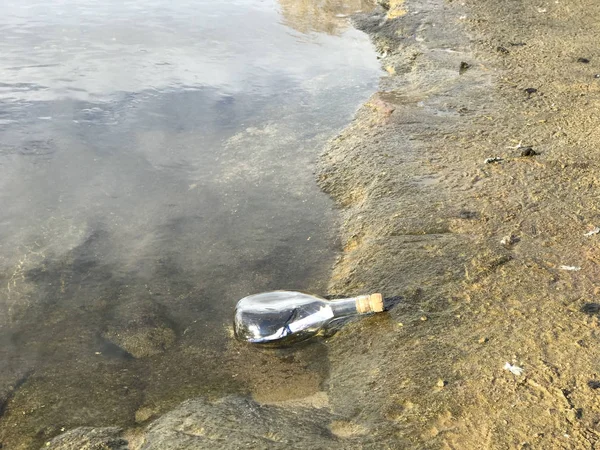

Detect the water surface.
[{"left": 0, "top": 0, "right": 379, "bottom": 447}]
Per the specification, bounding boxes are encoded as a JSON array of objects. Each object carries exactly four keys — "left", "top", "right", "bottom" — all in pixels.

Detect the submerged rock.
[
  {"left": 46, "top": 396, "right": 341, "bottom": 449},
  {"left": 102, "top": 299, "right": 176, "bottom": 358},
  {"left": 44, "top": 427, "right": 127, "bottom": 450},
  {"left": 141, "top": 396, "right": 339, "bottom": 449},
  {"left": 103, "top": 325, "right": 176, "bottom": 359}
]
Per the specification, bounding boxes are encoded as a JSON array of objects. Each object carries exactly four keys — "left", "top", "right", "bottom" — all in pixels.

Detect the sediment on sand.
[{"left": 317, "top": 0, "right": 600, "bottom": 447}]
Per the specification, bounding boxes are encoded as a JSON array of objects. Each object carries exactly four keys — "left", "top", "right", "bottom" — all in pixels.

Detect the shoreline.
[
  {"left": 46, "top": 0, "right": 600, "bottom": 447},
  {"left": 318, "top": 0, "right": 600, "bottom": 447}
]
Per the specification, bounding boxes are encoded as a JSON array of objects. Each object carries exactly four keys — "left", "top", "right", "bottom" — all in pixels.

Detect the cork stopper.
[{"left": 355, "top": 293, "right": 384, "bottom": 314}]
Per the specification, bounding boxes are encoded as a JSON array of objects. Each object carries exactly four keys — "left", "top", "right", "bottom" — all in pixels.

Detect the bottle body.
[{"left": 234, "top": 291, "right": 383, "bottom": 346}]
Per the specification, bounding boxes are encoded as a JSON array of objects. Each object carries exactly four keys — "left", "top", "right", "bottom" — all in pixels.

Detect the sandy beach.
[{"left": 318, "top": 0, "right": 600, "bottom": 447}]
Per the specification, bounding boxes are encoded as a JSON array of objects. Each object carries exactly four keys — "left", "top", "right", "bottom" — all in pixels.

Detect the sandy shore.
[{"left": 317, "top": 0, "right": 600, "bottom": 447}]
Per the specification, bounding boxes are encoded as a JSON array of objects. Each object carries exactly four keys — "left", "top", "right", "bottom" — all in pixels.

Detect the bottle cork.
[{"left": 355, "top": 293, "right": 384, "bottom": 314}]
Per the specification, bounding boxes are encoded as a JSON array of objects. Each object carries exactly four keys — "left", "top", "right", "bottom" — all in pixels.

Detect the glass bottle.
[{"left": 234, "top": 290, "right": 384, "bottom": 345}]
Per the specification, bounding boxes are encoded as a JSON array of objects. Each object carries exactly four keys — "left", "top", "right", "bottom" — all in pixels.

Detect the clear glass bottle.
[{"left": 234, "top": 290, "right": 384, "bottom": 345}]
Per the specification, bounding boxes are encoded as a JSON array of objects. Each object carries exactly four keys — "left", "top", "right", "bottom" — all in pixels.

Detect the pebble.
[
  {"left": 501, "top": 235, "right": 519, "bottom": 246},
  {"left": 588, "top": 380, "right": 600, "bottom": 389},
  {"left": 420, "top": 316, "right": 428, "bottom": 321},
  {"left": 520, "top": 147, "right": 538, "bottom": 157}
]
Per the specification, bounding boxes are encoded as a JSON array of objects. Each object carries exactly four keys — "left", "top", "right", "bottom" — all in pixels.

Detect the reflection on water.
[
  {"left": 0, "top": 0, "right": 379, "bottom": 447},
  {"left": 279, "top": 0, "right": 375, "bottom": 34}
]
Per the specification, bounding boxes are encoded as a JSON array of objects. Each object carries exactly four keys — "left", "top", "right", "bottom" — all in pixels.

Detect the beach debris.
[
  {"left": 507, "top": 140, "right": 524, "bottom": 149},
  {"left": 520, "top": 147, "right": 538, "bottom": 157},
  {"left": 524, "top": 87, "right": 538, "bottom": 96},
  {"left": 560, "top": 265, "right": 581, "bottom": 271},
  {"left": 595, "top": 74, "right": 600, "bottom": 79},
  {"left": 484, "top": 157, "right": 503, "bottom": 164},
  {"left": 504, "top": 362, "right": 524, "bottom": 376},
  {"left": 500, "top": 235, "right": 519, "bottom": 246},
  {"left": 459, "top": 210, "right": 478, "bottom": 219},
  {"left": 496, "top": 46, "right": 510, "bottom": 55},
  {"left": 577, "top": 57, "right": 591, "bottom": 64},
  {"left": 588, "top": 380, "right": 600, "bottom": 390},
  {"left": 506, "top": 141, "right": 538, "bottom": 156},
  {"left": 459, "top": 61, "right": 470, "bottom": 74},
  {"left": 584, "top": 227, "right": 600, "bottom": 237},
  {"left": 581, "top": 303, "right": 600, "bottom": 314},
  {"left": 234, "top": 291, "right": 384, "bottom": 345},
  {"left": 509, "top": 42, "right": 526, "bottom": 47}
]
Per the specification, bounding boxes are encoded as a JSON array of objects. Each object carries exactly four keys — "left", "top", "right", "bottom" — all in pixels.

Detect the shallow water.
[{"left": 0, "top": 0, "right": 379, "bottom": 447}]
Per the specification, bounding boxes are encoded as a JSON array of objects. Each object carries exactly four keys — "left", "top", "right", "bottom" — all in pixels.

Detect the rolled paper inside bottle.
[
  {"left": 287, "top": 306, "right": 334, "bottom": 334},
  {"left": 355, "top": 293, "right": 384, "bottom": 313}
]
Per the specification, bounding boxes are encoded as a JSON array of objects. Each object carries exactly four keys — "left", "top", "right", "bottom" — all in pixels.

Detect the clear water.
[{"left": 0, "top": 0, "right": 379, "bottom": 447}]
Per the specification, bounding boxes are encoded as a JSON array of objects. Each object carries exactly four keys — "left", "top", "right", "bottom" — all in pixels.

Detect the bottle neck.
[
  {"left": 330, "top": 294, "right": 384, "bottom": 318},
  {"left": 330, "top": 295, "right": 372, "bottom": 318}
]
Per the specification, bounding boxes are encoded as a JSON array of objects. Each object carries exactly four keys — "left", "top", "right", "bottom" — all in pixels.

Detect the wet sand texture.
[{"left": 318, "top": 0, "right": 600, "bottom": 447}]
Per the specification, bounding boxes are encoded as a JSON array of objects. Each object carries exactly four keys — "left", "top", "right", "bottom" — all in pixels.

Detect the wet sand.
[{"left": 317, "top": 0, "right": 600, "bottom": 447}]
